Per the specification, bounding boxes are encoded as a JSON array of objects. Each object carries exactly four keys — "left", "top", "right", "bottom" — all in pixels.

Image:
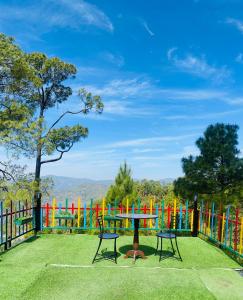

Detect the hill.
[
  {"left": 43, "top": 175, "right": 175, "bottom": 204},
  {"left": 43, "top": 175, "right": 112, "bottom": 203}
]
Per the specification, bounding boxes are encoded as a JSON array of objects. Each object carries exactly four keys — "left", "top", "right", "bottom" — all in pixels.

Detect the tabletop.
[{"left": 115, "top": 213, "right": 158, "bottom": 220}]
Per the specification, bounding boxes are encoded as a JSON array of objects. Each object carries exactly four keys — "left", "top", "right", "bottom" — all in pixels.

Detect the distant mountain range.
[{"left": 43, "top": 175, "right": 174, "bottom": 203}]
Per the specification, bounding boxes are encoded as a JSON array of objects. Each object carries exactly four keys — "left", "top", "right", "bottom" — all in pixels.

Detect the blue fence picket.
[
  {"left": 83, "top": 203, "right": 87, "bottom": 229},
  {"left": 179, "top": 204, "right": 182, "bottom": 230},
  {"left": 58, "top": 202, "right": 62, "bottom": 226},
  {"left": 40, "top": 206, "right": 43, "bottom": 231},
  {"left": 132, "top": 203, "right": 135, "bottom": 229}
]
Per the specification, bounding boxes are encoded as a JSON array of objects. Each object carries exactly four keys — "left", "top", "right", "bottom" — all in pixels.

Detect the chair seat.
[
  {"left": 156, "top": 232, "right": 176, "bottom": 239},
  {"left": 98, "top": 233, "right": 119, "bottom": 239},
  {"left": 104, "top": 215, "right": 123, "bottom": 221}
]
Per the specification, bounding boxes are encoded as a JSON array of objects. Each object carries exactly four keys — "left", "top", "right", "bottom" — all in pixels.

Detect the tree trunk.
[
  {"left": 34, "top": 107, "right": 44, "bottom": 232},
  {"left": 34, "top": 146, "right": 42, "bottom": 186}
]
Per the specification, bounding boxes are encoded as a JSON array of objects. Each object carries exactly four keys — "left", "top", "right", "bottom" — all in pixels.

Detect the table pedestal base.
[{"left": 124, "top": 250, "right": 147, "bottom": 260}]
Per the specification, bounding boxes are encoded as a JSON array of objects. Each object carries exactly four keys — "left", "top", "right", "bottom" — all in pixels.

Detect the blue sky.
[{"left": 1, "top": 0, "right": 243, "bottom": 180}]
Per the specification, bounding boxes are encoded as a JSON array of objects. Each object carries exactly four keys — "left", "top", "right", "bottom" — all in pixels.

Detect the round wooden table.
[{"left": 115, "top": 213, "right": 158, "bottom": 261}]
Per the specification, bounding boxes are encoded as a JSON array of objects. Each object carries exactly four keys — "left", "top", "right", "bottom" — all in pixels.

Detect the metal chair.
[
  {"left": 155, "top": 215, "right": 182, "bottom": 261},
  {"left": 104, "top": 215, "right": 123, "bottom": 233},
  {"left": 92, "top": 215, "right": 119, "bottom": 264}
]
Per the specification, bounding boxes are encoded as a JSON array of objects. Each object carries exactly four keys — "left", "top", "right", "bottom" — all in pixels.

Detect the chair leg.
[
  {"left": 114, "top": 221, "right": 117, "bottom": 233},
  {"left": 92, "top": 238, "right": 102, "bottom": 264},
  {"left": 114, "top": 238, "right": 117, "bottom": 264},
  {"left": 155, "top": 236, "right": 159, "bottom": 255},
  {"left": 175, "top": 237, "right": 182, "bottom": 261},
  {"left": 170, "top": 238, "right": 175, "bottom": 254},
  {"left": 159, "top": 238, "right": 163, "bottom": 262}
]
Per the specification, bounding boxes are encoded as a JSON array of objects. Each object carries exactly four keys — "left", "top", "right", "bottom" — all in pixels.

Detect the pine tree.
[
  {"left": 106, "top": 162, "right": 137, "bottom": 205},
  {"left": 174, "top": 123, "right": 243, "bottom": 205}
]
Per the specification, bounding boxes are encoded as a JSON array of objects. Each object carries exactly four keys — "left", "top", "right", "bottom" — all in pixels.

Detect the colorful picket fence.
[
  {"left": 1, "top": 198, "right": 242, "bottom": 259},
  {"left": 0, "top": 200, "right": 35, "bottom": 250},
  {"left": 41, "top": 198, "right": 194, "bottom": 232},
  {"left": 199, "top": 201, "right": 243, "bottom": 258}
]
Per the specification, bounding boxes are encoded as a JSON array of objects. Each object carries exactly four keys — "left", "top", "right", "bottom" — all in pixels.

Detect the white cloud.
[
  {"left": 73, "top": 71, "right": 243, "bottom": 118},
  {"left": 131, "top": 148, "right": 163, "bottom": 153},
  {"left": 167, "top": 47, "right": 177, "bottom": 60},
  {"left": 141, "top": 20, "right": 155, "bottom": 36},
  {"left": 61, "top": 149, "right": 117, "bottom": 160},
  {"left": 132, "top": 153, "right": 183, "bottom": 161},
  {"left": 164, "top": 109, "right": 241, "bottom": 120},
  {"left": 131, "top": 145, "right": 199, "bottom": 162},
  {"left": 226, "top": 97, "right": 243, "bottom": 105},
  {"left": 235, "top": 53, "right": 243, "bottom": 64},
  {"left": 226, "top": 18, "right": 243, "bottom": 34},
  {"left": 167, "top": 48, "right": 231, "bottom": 83},
  {"left": 85, "top": 78, "right": 152, "bottom": 99},
  {"left": 105, "top": 134, "right": 197, "bottom": 148},
  {"left": 102, "top": 52, "right": 125, "bottom": 67},
  {"left": 162, "top": 89, "right": 226, "bottom": 101},
  {"left": 84, "top": 77, "right": 228, "bottom": 101},
  {"left": 104, "top": 100, "right": 154, "bottom": 117},
  {"left": 0, "top": 0, "right": 113, "bottom": 35}
]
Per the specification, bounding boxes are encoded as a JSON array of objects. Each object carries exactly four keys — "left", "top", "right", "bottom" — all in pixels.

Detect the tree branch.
[
  {"left": 0, "top": 102, "right": 12, "bottom": 114},
  {"left": 0, "top": 162, "right": 16, "bottom": 182},
  {"left": 44, "top": 109, "right": 85, "bottom": 137},
  {"left": 7, "top": 141, "right": 30, "bottom": 153},
  {"left": 40, "top": 151, "right": 64, "bottom": 165},
  {"left": 40, "top": 142, "right": 73, "bottom": 165}
]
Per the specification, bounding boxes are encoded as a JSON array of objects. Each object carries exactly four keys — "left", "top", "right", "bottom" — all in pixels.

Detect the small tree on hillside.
[
  {"left": 174, "top": 123, "right": 243, "bottom": 205},
  {"left": 134, "top": 180, "right": 176, "bottom": 205},
  {"left": 106, "top": 162, "right": 137, "bottom": 205}
]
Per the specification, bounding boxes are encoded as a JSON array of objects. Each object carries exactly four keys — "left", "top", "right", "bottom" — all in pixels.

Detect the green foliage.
[
  {"left": 0, "top": 33, "right": 36, "bottom": 95},
  {"left": 13, "top": 50, "right": 103, "bottom": 181},
  {"left": 162, "top": 184, "right": 178, "bottom": 205},
  {"left": 0, "top": 33, "right": 36, "bottom": 148},
  {"left": 134, "top": 180, "right": 176, "bottom": 206},
  {"left": 25, "top": 52, "right": 76, "bottom": 109},
  {"left": 45, "top": 125, "right": 88, "bottom": 155},
  {"left": 106, "top": 164, "right": 177, "bottom": 206},
  {"left": 0, "top": 33, "right": 104, "bottom": 196},
  {"left": 174, "top": 123, "right": 243, "bottom": 206},
  {"left": 0, "top": 167, "right": 54, "bottom": 207},
  {"left": 106, "top": 162, "right": 137, "bottom": 205}
]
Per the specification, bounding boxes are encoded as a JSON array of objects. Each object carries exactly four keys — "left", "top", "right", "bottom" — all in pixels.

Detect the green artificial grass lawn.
[{"left": 0, "top": 234, "right": 242, "bottom": 299}]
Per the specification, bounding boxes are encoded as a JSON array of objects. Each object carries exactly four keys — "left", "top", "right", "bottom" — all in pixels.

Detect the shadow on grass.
[
  {"left": 0, "top": 234, "right": 39, "bottom": 259},
  {"left": 155, "top": 250, "right": 182, "bottom": 262},
  {"left": 24, "top": 235, "right": 40, "bottom": 243},
  {"left": 93, "top": 249, "right": 121, "bottom": 264},
  {"left": 119, "top": 244, "right": 155, "bottom": 256}
]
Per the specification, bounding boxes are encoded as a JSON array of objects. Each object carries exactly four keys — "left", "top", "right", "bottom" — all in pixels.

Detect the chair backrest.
[{"left": 97, "top": 215, "right": 104, "bottom": 234}]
